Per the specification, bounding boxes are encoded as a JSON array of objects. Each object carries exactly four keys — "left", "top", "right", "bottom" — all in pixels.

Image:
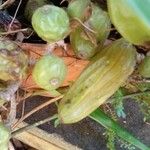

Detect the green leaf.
[{"left": 89, "top": 109, "right": 150, "bottom": 150}]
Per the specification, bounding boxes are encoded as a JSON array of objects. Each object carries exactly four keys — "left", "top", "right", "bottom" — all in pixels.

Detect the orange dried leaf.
[{"left": 20, "top": 43, "right": 89, "bottom": 91}]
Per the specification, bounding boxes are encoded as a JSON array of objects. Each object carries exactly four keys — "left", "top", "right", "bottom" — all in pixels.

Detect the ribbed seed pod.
[
  {"left": 58, "top": 38, "right": 136, "bottom": 124},
  {"left": 107, "top": 0, "right": 150, "bottom": 46}
]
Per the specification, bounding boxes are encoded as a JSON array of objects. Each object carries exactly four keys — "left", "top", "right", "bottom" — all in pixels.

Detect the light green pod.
[
  {"left": 107, "top": 0, "right": 150, "bottom": 46},
  {"left": 70, "top": 27, "right": 97, "bottom": 59},
  {"left": 32, "top": 55, "right": 67, "bottom": 91},
  {"left": 86, "top": 3, "right": 111, "bottom": 43},
  {"left": 70, "top": 4, "right": 111, "bottom": 59},
  {"left": 32, "top": 5, "right": 70, "bottom": 43},
  {"left": 67, "top": 0, "right": 91, "bottom": 21},
  {"left": 58, "top": 39, "right": 136, "bottom": 124}
]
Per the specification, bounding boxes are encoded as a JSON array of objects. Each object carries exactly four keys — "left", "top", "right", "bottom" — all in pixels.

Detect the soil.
[{"left": 17, "top": 97, "right": 150, "bottom": 150}]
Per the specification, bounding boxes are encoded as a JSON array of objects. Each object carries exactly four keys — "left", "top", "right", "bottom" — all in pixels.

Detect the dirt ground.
[{"left": 17, "top": 96, "right": 150, "bottom": 150}]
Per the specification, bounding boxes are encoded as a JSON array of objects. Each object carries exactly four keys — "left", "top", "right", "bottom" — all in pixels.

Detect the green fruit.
[
  {"left": 32, "top": 5, "right": 70, "bottom": 43},
  {"left": 32, "top": 55, "right": 67, "bottom": 91},
  {"left": 0, "top": 122, "right": 10, "bottom": 150},
  {"left": 70, "top": 27, "right": 97, "bottom": 59},
  {"left": 0, "top": 38, "right": 28, "bottom": 81},
  {"left": 67, "top": 0, "right": 91, "bottom": 21},
  {"left": 138, "top": 56, "right": 150, "bottom": 78},
  {"left": 58, "top": 38, "right": 136, "bottom": 124},
  {"left": 86, "top": 3, "right": 111, "bottom": 43},
  {"left": 107, "top": 0, "right": 150, "bottom": 46},
  {"left": 24, "top": 0, "right": 49, "bottom": 22},
  {"left": 70, "top": 4, "right": 111, "bottom": 59}
]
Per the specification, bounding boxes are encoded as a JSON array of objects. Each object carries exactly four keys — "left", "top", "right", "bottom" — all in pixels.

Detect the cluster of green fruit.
[
  {"left": 26, "top": 0, "right": 111, "bottom": 60},
  {"left": 26, "top": 0, "right": 150, "bottom": 125},
  {"left": 25, "top": 0, "right": 112, "bottom": 97},
  {"left": 26, "top": 0, "right": 132, "bottom": 124}
]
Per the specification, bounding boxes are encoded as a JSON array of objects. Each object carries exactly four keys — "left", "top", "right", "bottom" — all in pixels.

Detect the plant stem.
[
  {"left": 6, "top": 96, "right": 16, "bottom": 128},
  {"left": 109, "top": 90, "right": 150, "bottom": 103},
  {"left": 12, "top": 95, "right": 63, "bottom": 129},
  {"left": 11, "top": 114, "right": 58, "bottom": 137},
  {"left": 0, "top": 0, "right": 15, "bottom": 10},
  {"left": 8, "top": 0, "right": 22, "bottom": 30},
  {"left": 0, "top": 28, "right": 29, "bottom": 35},
  {"left": 90, "top": 109, "right": 150, "bottom": 150},
  {"left": 72, "top": 17, "right": 96, "bottom": 34}
]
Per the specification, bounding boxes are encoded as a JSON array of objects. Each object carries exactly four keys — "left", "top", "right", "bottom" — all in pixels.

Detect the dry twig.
[
  {"left": 6, "top": 96, "right": 17, "bottom": 128},
  {"left": 12, "top": 95, "right": 63, "bottom": 129},
  {"left": 8, "top": 0, "right": 22, "bottom": 30},
  {"left": 0, "top": 0, "right": 15, "bottom": 10},
  {"left": 12, "top": 114, "right": 58, "bottom": 136},
  {"left": 0, "top": 28, "right": 29, "bottom": 35}
]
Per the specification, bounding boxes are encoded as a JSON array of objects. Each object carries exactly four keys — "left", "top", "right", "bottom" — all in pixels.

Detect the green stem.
[
  {"left": 89, "top": 109, "right": 150, "bottom": 150},
  {"left": 11, "top": 114, "right": 58, "bottom": 137},
  {"left": 109, "top": 90, "right": 150, "bottom": 103}
]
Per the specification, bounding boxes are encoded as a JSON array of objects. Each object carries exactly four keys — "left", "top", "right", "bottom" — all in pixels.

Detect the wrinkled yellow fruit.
[{"left": 58, "top": 39, "right": 136, "bottom": 124}]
